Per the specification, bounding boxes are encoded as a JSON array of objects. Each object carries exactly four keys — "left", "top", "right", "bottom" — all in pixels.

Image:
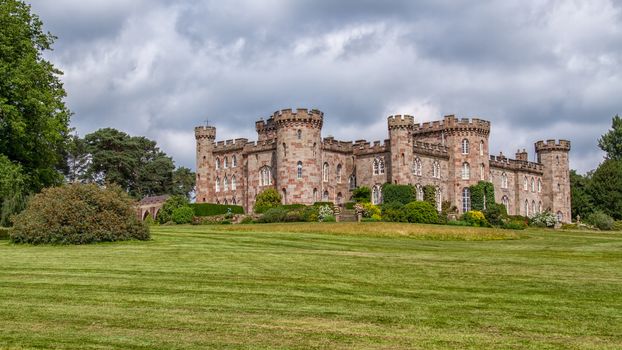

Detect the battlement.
[
  {"left": 243, "top": 139, "right": 277, "bottom": 154},
  {"left": 411, "top": 115, "right": 491, "bottom": 135},
  {"left": 255, "top": 117, "right": 276, "bottom": 134},
  {"left": 490, "top": 154, "right": 544, "bottom": 174},
  {"left": 270, "top": 108, "right": 324, "bottom": 128},
  {"left": 535, "top": 139, "right": 571, "bottom": 152},
  {"left": 212, "top": 138, "right": 249, "bottom": 153},
  {"left": 195, "top": 126, "right": 216, "bottom": 140},
  {"left": 352, "top": 139, "right": 389, "bottom": 156},
  {"left": 413, "top": 141, "right": 450, "bottom": 158},
  {"left": 387, "top": 115, "right": 415, "bottom": 130}
]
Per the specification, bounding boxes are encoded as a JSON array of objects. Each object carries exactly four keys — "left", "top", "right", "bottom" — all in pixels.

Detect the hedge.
[
  {"left": 0, "top": 227, "right": 10, "bottom": 240},
  {"left": 313, "top": 202, "right": 334, "bottom": 207},
  {"left": 191, "top": 203, "right": 245, "bottom": 217},
  {"left": 382, "top": 184, "right": 414, "bottom": 205},
  {"left": 469, "top": 181, "right": 495, "bottom": 211}
]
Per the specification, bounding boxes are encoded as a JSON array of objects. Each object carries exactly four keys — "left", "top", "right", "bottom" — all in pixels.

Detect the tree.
[
  {"left": 598, "top": 115, "right": 622, "bottom": 160},
  {"left": 569, "top": 170, "right": 593, "bottom": 220},
  {"left": 0, "top": 155, "right": 26, "bottom": 226},
  {"left": 157, "top": 195, "right": 189, "bottom": 224},
  {"left": 254, "top": 188, "right": 282, "bottom": 213},
  {"left": 351, "top": 186, "right": 371, "bottom": 203},
  {"left": 62, "top": 134, "right": 90, "bottom": 183},
  {"left": 0, "top": 0, "right": 71, "bottom": 192},
  {"left": 172, "top": 167, "right": 195, "bottom": 199},
  {"left": 588, "top": 159, "right": 622, "bottom": 220}
]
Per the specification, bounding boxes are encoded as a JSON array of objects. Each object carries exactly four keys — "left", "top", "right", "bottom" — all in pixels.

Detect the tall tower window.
[
  {"left": 502, "top": 195, "right": 509, "bottom": 211},
  {"left": 413, "top": 157, "right": 422, "bottom": 176},
  {"left": 525, "top": 200, "right": 529, "bottom": 216},
  {"left": 480, "top": 163, "right": 485, "bottom": 180},
  {"left": 461, "top": 162, "right": 470, "bottom": 180},
  {"left": 232, "top": 155, "right": 237, "bottom": 167},
  {"left": 297, "top": 161, "right": 303, "bottom": 179},
  {"left": 216, "top": 158, "right": 221, "bottom": 170},
  {"left": 462, "top": 188, "right": 471, "bottom": 213},
  {"left": 531, "top": 178, "right": 535, "bottom": 192},
  {"left": 432, "top": 161, "right": 440, "bottom": 179},
  {"left": 297, "top": 129, "right": 302, "bottom": 140},
  {"left": 231, "top": 176, "right": 236, "bottom": 191},
  {"left": 313, "top": 188, "right": 318, "bottom": 202},
  {"left": 538, "top": 178, "right": 542, "bottom": 192},
  {"left": 224, "top": 157, "right": 228, "bottom": 169},
  {"left": 323, "top": 162, "right": 329, "bottom": 182},
  {"left": 282, "top": 143, "right": 287, "bottom": 157},
  {"left": 349, "top": 175, "right": 356, "bottom": 189},
  {"left": 501, "top": 172, "right": 508, "bottom": 188},
  {"left": 462, "top": 139, "right": 470, "bottom": 154},
  {"left": 260, "top": 166, "right": 272, "bottom": 186},
  {"left": 223, "top": 176, "right": 229, "bottom": 191},
  {"left": 372, "top": 185, "right": 382, "bottom": 205},
  {"left": 479, "top": 141, "right": 484, "bottom": 156},
  {"left": 215, "top": 177, "right": 221, "bottom": 192},
  {"left": 523, "top": 176, "right": 528, "bottom": 191},
  {"left": 336, "top": 164, "right": 342, "bottom": 183}
]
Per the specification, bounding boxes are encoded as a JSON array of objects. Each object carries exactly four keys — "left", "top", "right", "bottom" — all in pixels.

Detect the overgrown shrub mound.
[{"left": 11, "top": 184, "right": 149, "bottom": 244}]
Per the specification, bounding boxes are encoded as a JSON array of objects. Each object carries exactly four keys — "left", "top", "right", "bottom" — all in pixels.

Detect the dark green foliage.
[
  {"left": 403, "top": 201, "right": 439, "bottom": 224},
  {"left": 256, "top": 207, "right": 288, "bottom": 223},
  {"left": 588, "top": 159, "right": 622, "bottom": 220},
  {"left": 351, "top": 186, "right": 371, "bottom": 203},
  {"left": 280, "top": 204, "right": 306, "bottom": 211},
  {"left": 254, "top": 188, "right": 282, "bottom": 213},
  {"left": 586, "top": 211, "right": 614, "bottom": 231},
  {"left": 171, "top": 167, "right": 196, "bottom": 200},
  {"left": 239, "top": 216, "right": 254, "bottom": 224},
  {"left": 300, "top": 206, "right": 320, "bottom": 222},
  {"left": 446, "top": 220, "right": 473, "bottom": 227},
  {"left": 484, "top": 203, "right": 507, "bottom": 227},
  {"left": 344, "top": 202, "right": 355, "bottom": 210},
  {"left": 381, "top": 184, "right": 414, "bottom": 205},
  {"left": 503, "top": 220, "right": 527, "bottom": 230},
  {"left": 469, "top": 181, "right": 495, "bottom": 211},
  {"left": 0, "top": 155, "right": 27, "bottom": 226},
  {"left": 10, "top": 184, "right": 149, "bottom": 244},
  {"left": 190, "top": 203, "right": 244, "bottom": 217},
  {"left": 313, "top": 202, "right": 334, "bottom": 207},
  {"left": 570, "top": 170, "right": 593, "bottom": 220},
  {"left": 0, "top": 227, "right": 10, "bottom": 239},
  {"left": 381, "top": 202, "right": 405, "bottom": 222},
  {"left": 508, "top": 215, "right": 530, "bottom": 226},
  {"left": 0, "top": 0, "right": 71, "bottom": 192},
  {"left": 598, "top": 115, "right": 622, "bottom": 161},
  {"left": 172, "top": 206, "right": 194, "bottom": 224},
  {"left": 156, "top": 195, "right": 188, "bottom": 224},
  {"left": 422, "top": 185, "right": 436, "bottom": 208},
  {"left": 322, "top": 215, "right": 336, "bottom": 222}
]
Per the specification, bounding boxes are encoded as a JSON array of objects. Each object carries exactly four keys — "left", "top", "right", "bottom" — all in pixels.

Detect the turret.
[
  {"left": 387, "top": 115, "right": 415, "bottom": 184},
  {"left": 195, "top": 125, "right": 216, "bottom": 203},
  {"left": 535, "top": 139, "right": 571, "bottom": 222}
]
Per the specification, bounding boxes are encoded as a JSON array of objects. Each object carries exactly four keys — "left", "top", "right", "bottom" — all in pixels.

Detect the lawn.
[{"left": 1, "top": 223, "right": 621, "bottom": 349}]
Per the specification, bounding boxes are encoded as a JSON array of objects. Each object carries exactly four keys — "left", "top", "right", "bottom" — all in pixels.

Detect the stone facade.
[{"left": 195, "top": 108, "right": 572, "bottom": 222}]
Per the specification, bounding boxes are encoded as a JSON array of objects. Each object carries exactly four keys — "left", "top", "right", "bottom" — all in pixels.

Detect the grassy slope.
[{"left": 0, "top": 224, "right": 621, "bottom": 349}]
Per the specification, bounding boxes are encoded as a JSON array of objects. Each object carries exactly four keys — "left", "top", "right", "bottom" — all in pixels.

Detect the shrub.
[
  {"left": 240, "top": 216, "right": 254, "bottom": 224},
  {"left": 614, "top": 221, "right": 622, "bottom": 231},
  {"left": 313, "top": 201, "right": 334, "bottom": 207},
  {"left": 503, "top": 220, "right": 527, "bottom": 230},
  {"left": 561, "top": 223, "right": 578, "bottom": 230},
  {"left": 352, "top": 186, "right": 371, "bottom": 203},
  {"left": 508, "top": 215, "right": 530, "bottom": 227},
  {"left": 280, "top": 204, "right": 306, "bottom": 211},
  {"left": 483, "top": 203, "right": 507, "bottom": 227},
  {"left": 345, "top": 202, "right": 356, "bottom": 210},
  {"left": 256, "top": 207, "right": 288, "bottom": 223},
  {"left": 381, "top": 202, "right": 405, "bottom": 222},
  {"left": 157, "top": 195, "right": 188, "bottom": 224},
  {"left": 254, "top": 188, "right": 282, "bottom": 213},
  {"left": 587, "top": 211, "right": 614, "bottom": 231},
  {"left": 530, "top": 211, "right": 557, "bottom": 228},
  {"left": 361, "top": 202, "right": 380, "bottom": 218},
  {"left": 0, "top": 227, "right": 10, "bottom": 240},
  {"left": 301, "top": 206, "right": 319, "bottom": 222},
  {"left": 10, "top": 184, "right": 149, "bottom": 244},
  {"left": 462, "top": 210, "right": 489, "bottom": 227},
  {"left": 322, "top": 215, "right": 336, "bottom": 222},
  {"left": 318, "top": 205, "right": 334, "bottom": 222},
  {"left": 382, "top": 184, "right": 414, "bottom": 205},
  {"left": 143, "top": 214, "right": 157, "bottom": 226},
  {"left": 403, "top": 201, "right": 439, "bottom": 224},
  {"left": 191, "top": 203, "right": 244, "bottom": 217},
  {"left": 172, "top": 206, "right": 194, "bottom": 224}
]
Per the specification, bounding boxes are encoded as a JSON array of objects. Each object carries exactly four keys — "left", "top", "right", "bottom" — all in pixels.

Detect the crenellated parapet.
[
  {"left": 387, "top": 114, "right": 415, "bottom": 130},
  {"left": 243, "top": 139, "right": 277, "bottom": 154},
  {"left": 535, "top": 139, "right": 571, "bottom": 153},
  {"left": 321, "top": 137, "right": 354, "bottom": 153},
  {"left": 352, "top": 139, "right": 389, "bottom": 156},
  {"left": 271, "top": 108, "right": 324, "bottom": 129},
  {"left": 413, "top": 141, "right": 449, "bottom": 158},
  {"left": 412, "top": 115, "right": 491, "bottom": 137},
  {"left": 195, "top": 126, "right": 216, "bottom": 140},
  {"left": 489, "top": 155, "right": 544, "bottom": 174},
  {"left": 212, "top": 138, "right": 249, "bottom": 153}
]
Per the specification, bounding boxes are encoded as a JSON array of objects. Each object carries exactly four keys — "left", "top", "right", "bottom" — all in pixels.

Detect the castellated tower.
[
  {"left": 195, "top": 125, "right": 216, "bottom": 203},
  {"left": 535, "top": 139, "right": 571, "bottom": 222},
  {"left": 273, "top": 108, "right": 324, "bottom": 204},
  {"left": 388, "top": 115, "right": 415, "bottom": 184}
]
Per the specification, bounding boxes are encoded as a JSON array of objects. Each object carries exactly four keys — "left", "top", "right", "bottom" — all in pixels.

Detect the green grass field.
[{"left": 1, "top": 223, "right": 621, "bottom": 349}]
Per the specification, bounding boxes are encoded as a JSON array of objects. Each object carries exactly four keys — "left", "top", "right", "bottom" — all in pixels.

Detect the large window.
[
  {"left": 231, "top": 176, "right": 236, "bottom": 191},
  {"left": 461, "top": 162, "right": 470, "bottom": 180},
  {"left": 525, "top": 200, "right": 529, "bottom": 216},
  {"left": 216, "top": 158, "right": 220, "bottom": 170},
  {"left": 323, "top": 162, "right": 329, "bottom": 182},
  {"left": 502, "top": 195, "right": 509, "bottom": 211},
  {"left": 372, "top": 185, "right": 382, "bottom": 205},
  {"left": 480, "top": 163, "right": 485, "bottom": 180},
  {"left": 501, "top": 172, "right": 508, "bottom": 189},
  {"left": 531, "top": 178, "right": 535, "bottom": 192},
  {"left": 349, "top": 175, "right": 356, "bottom": 190},
  {"left": 215, "top": 177, "right": 220, "bottom": 192},
  {"left": 224, "top": 157, "right": 228, "bottom": 169},
  {"left": 297, "top": 161, "right": 303, "bottom": 179},
  {"left": 538, "top": 178, "right": 542, "bottom": 192},
  {"left": 223, "top": 176, "right": 229, "bottom": 191},
  {"left": 313, "top": 188, "right": 318, "bottom": 202},
  {"left": 260, "top": 166, "right": 272, "bottom": 186},
  {"left": 416, "top": 184, "right": 423, "bottom": 201},
  {"left": 323, "top": 190, "right": 329, "bottom": 201},
  {"left": 462, "top": 139, "right": 470, "bottom": 154},
  {"left": 524, "top": 176, "right": 528, "bottom": 191},
  {"left": 373, "top": 157, "right": 385, "bottom": 175},
  {"left": 479, "top": 141, "right": 484, "bottom": 156},
  {"left": 462, "top": 188, "right": 471, "bottom": 213},
  {"left": 232, "top": 155, "right": 237, "bottom": 167},
  {"left": 413, "top": 157, "right": 422, "bottom": 176},
  {"left": 432, "top": 161, "right": 440, "bottom": 179},
  {"left": 336, "top": 164, "right": 342, "bottom": 183}
]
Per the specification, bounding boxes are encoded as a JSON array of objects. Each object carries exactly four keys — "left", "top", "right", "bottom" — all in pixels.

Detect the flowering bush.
[
  {"left": 530, "top": 211, "right": 557, "bottom": 227},
  {"left": 361, "top": 202, "right": 380, "bottom": 218},
  {"left": 462, "top": 210, "right": 489, "bottom": 227},
  {"left": 318, "top": 205, "right": 334, "bottom": 222}
]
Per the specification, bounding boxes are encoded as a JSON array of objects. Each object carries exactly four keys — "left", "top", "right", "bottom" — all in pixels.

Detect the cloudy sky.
[{"left": 29, "top": 0, "right": 621, "bottom": 173}]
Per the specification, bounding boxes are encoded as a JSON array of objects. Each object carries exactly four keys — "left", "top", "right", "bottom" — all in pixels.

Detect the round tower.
[
  {"left": 273, "top": 108, "right": 323, "bottom": 204},
  {"left": 387, "top": 115, "right": 415, "bottom": 184},
  {"left": 535, "top": 139, "right": 571, "bottom": 222},
  {"left": 195, "top": 125, "right": 216, "bottom": 203}
]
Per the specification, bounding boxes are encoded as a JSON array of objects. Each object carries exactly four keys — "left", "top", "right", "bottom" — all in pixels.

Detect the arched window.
[
  {"left": 524, "top": 176, "right": 528, "bottom": 191},
  {"left": 223, "top": 176, "right": 229, "bottom": 191},
  {"left": 297, "top": 129, "right": 302, "bottom": 140},
  {"left": 372, "top": 185, "right": 382, "bottom": 205},
  {"left": 349, "top": 175, "right": 356, "bottom": 189},
  {"left": 373, "top": 159, "right": 379, "bottom": 175},
  {"left": 525, "top": 200, "right": 529, "bottom": 216},
  {"left": 336, "top": 164, "right": 342, "bottom": 183},
  {"left": 432, "top": 161, "right": 440, "bottom": 179},
  {"left": 323, "top": 190, "right": 329, "bottom": 201},
  {"left": 531, "top": 200, "right": 536, "bottom": 214},
  {"left": 297, "top": 161, "right": 303, "bottom": 179},
  {"left": 313, "top": 142, "right": 317, "bottom": 157},
  {"left": 323, "top": 162, "right": 329, "bottom": 182},
  {"left": 462, "top": 188, "right": 471, "bottom": 213},
  {"left": 282, "top": 188, "right": 287, "bottom": 204},
  {"left": 224, "top": 199, "right": 228, "bottom": 205},
  {"left": 413, "top": 157, "right": 422, "bottom": 176},
  {"left": 531, "top": 178, "right": 535, "bottom": 192},
  {"left": 260, "top": 166, "right": 272, "bottom": 186},
  {"left": 479, "top": 141, "right": 484, "bottom": 156},
  {"left": 416, "top": 184, "right": 423, "bottom": 201},
  {"left": 435, "top": 187, "right": 442, "bottom": 212},
  {"left": 312, "top": 188, "right": 318, "bottom": 202},
  {"left": 462, "top": 139, "right": 470, "bottom": 154},
  {"left": 336, "top": 192, "right": 343, "bottom": 205},
  {"left": 537, "top": 178, "right": 542, "bottom": 192},
  {"left": 461, "top": 162, "right": 470, "bottom": 180},
  {"left": 232, "top": 155, "right": 237, "bottom": 167},
  {"left": 537, "top": 201, "right": 542, "bottom": 213},
  {"left": 216, "top": 158, "right": 221, "bottom": 170},
  {"left": 501, "top": 195, "right": 509, "bottom": 211},
  {"left": 282, "top": 143, "right": 287, "bottom": 157},
  {"left": 480, "top": 163, "right": 485, "bottom": 180},
  {"left": 224, "top": 157, "right": 228, "bottom": 169},
  {"left": 557, "top": 211, "right": 563, "bottom": 222},
  {"left": 556, "top": 155, "right": 560, "bottom": 165},
  {"left": 501, "top": 172, "right": 508, "bottom": 189},
  {"left": 401, "top": 153, "right": 405, "bottom": 166},
  {"left": 231, "top": 176, "right": 236, "bottom": 191},
  {"left": 215, "top": 177, "right": 220, "bottom": 192},
  {"left": 232, "top": 197, "right": 236, "bottom": 204},
  {"left": 379, "top": 158, "right": 385, "bottom": 174}
]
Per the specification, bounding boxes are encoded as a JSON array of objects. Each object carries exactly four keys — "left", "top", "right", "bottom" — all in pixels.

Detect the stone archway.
[{"left": 137, "top": 195, "right": 169, "bottom": 221}]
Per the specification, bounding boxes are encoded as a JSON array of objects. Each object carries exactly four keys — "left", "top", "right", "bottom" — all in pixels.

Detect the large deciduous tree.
[
  {"left": 172, "top": 167, "right": 196, "bottom": 200},
  {"left": 0, "top": 0, "right": 71, "bottom": 192},
  {"left": 569, "top": 170, "right": 593, "bottom": 220},
  {"left": 588, "top": 159, "right": 622, "bottom": 220},
  {"left": 598, "top": 115, "right": 622, "bottom": 161}
]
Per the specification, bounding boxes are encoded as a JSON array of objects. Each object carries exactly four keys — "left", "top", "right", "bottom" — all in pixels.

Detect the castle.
[{"left": 195, "top": 108, "right": 571, "bottom": 222}]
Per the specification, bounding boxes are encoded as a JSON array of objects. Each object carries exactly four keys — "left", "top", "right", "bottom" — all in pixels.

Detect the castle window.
[
  {"left": 216, "top": 158, "right": 221, "bottom": 170},
  {"left": 282, "top": 143, "right": 287, "bottom": 157},
  {"left": 349, "top": 175, "right": 356, "bottom": 190},
  {"left": 224, "top": 157, "right": 228, "bottom": 169},
  {"left": 231, "top": 176, "right": 236, "bottom": 191},
  {"left": 223, "top": 176, "right": 229, "bottom": 191},
  {"left": 336, "top": 192, "right": 343, "bottom": 205},
  {"left": 323, "top": 162, "right": 329, "bottom": 182},
  {"left": 462, "top": 139, "right": 470, "bottom": 154},
  {"left": 462, "top": 188, "right": 471, "bottom": 213},
  {"left": 372, "top": 185, "right": 382, "bottom": 205},
  {"left": 525, "top": 200, "right": 529, "bottom": 216},
  {"left": 224, "top": 199, "right": 228, "bottom": 205},
  {"left": 313, "top": 188, "right": 318, "bottom": 202},
  {"left": 313, "top": 143, "right": 317, "bottom": 157},
  {"left": 557, "top": 211, "right": 563, "bottom": 222},
  {"left": 232, "top": 155, "right": 237, "bottom": 167},
  {"left": 538, "top": 178, "right": 542, "bottom": 192},
  {"left": 215, "top": 177, "right": 220, "bottom": 192},
  {"left": 531, "top": 178, "right": 535, "bottom": 192},
  {"left": 479, "top": 141, "right": 484, "bottom": 156},
  {"left": 232, "top": 197, "right": 236, "bottom": 205},
  {"left": 531, "top": 200, "right": 536, "bottom": 215},
  {"left": 501, "top": 172, "right": 508, "bottom": 189},
  {"left": 336, "top": 164, "right": 342, "bottom": 183},
  {"left": 537, "top": 201, "right": 542, "bottom": 213},
  {"left": 401, "top": 153, "right": 405, "bottom": 166},
  {"left": 260, "top": 166, "right": 272, "bottom": 186},
  {"left": 502, "top": 195, "right": 509, "bottom": 211},
  {"left": 297, "top": 161, "right": 303, "bottom": 179},
  {"left": 524, "top": 176, "right": 528, "bottom": 191},
  {"left": 432, "top": 161, "right": 440, "bottom": 179},
  {"left": 416, "top": 184, "right": 423, "bottom": 201},
  {"left": 297, "top": 129, "right": 302, "bottom": 140},
  {"left": 556, "top": 155, "right": 560, "bottom": 165},
  {"left": 323, "top": 190, "right": 329, "bottom": 202},
  {"left": 461, "top": 162, "right": 470, "bottom": 180},
  {"left": 413, "top": 157, "right": 422, "bottom": 176},
  {"left": 282, "top": 188, "right": 287, "bottom": 204},
  {"left": 373, "top": 159, "right": 379, "bottom": 175},
  {"left": 379, "top": 158, "right": 385, "bottom": 174},
  {"left": 480, "top": 163, "right": 485, "bottom": 180},
  {"left": 435, "top": 187, "right": 442, "bottom": 212}
]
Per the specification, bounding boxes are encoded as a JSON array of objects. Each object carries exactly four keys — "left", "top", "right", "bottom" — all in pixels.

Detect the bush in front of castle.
[{"left": 10, "top": 184, "right": 149, "bottom": 244}]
